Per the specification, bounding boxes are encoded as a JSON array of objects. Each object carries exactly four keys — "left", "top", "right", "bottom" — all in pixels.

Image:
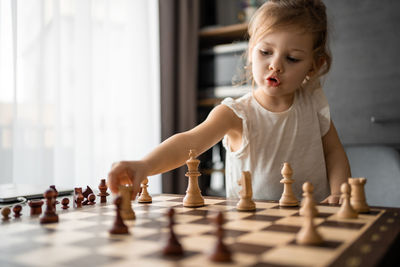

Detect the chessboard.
[{"left": 1, "top": 194, "right": 400, "bottom": 267}]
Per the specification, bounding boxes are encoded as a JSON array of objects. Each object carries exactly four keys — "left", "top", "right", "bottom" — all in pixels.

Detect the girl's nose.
[{"left": 268, "top": 58, "right": 283, "bottom": 73}]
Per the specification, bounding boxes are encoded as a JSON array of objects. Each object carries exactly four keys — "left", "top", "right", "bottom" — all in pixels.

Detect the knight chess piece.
[
  {"left": 279, "top": 162, "right": 299, "bottom": 207},
  {"left": 183, "top": 150, "right": 204, "bottom": 207}
]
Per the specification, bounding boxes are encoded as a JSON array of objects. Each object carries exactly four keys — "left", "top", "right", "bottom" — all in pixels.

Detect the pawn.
[
  {"left": 299, "top": 182, "right": 318, "bottom": 217},
  {"left": 88, "top": 193, "right": 96, "bottom": 205},
  {"left": 98, "top": 179, "right": 110, "bottom": 203},
  {"left": 13, "top": 204, "right": 22, "bottom": 218},
  {"left": 40, "top": 189, "right": 59, "bottom": 224},
  {"left": 337, "top": 183, "right": 358, "bottom": 219},
  {"left": 296, "top": 196, "right": 323, "bottom": 245},
  {"left": 109, "top": 196, "right": 129, "bottom": 235},
  {"left": 1, "top": 207, "right": 11, "bottom": 220},
  {"left": 162, "top": 208, "right": 183, "bottom": 256},
  {"left": 138, "top": 178, "right": 152, "bottom": 203},
  {"left": 61, "top": 198, "right": 70, "bottom": 209},
  {"left": 209, "top": 211, "right": 232, "bottom": 262}
]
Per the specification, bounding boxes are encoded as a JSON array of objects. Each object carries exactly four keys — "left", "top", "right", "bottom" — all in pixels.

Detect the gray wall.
[{"left": 324, "top": 0, "right": 400, "bottom": 147}]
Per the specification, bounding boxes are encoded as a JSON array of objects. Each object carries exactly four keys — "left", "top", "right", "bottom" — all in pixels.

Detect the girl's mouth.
[{"left": 267, "top": 76, "right": 281, "bottom": 87}]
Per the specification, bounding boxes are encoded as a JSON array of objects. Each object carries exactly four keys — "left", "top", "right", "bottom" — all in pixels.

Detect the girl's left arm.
[{"left": 321, "top": 121, "right": 351, "bottom": 204}]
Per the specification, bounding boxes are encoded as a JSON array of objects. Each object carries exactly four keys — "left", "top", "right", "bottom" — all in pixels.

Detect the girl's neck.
[{"left": 253, "top": 89, "right": 295, "bottom": 113}]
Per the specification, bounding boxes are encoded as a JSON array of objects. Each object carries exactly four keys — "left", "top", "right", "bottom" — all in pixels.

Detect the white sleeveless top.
[{"left": 221, "top": 85, "right": 331, "bottom": 202}]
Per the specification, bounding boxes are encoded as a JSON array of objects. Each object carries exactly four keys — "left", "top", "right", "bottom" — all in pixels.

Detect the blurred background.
[{"left": 0, "top": 0, "right": 399, "bottom": 206}]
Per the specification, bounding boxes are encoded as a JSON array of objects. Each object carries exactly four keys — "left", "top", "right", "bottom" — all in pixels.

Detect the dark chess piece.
[
  {"left": 13, "top": 204, "right": 22, "bottom": 218},
  {"left": 109, "top": 196, "right": 129, "bottom": 235},
  {"left": 88, "top": 193, "right": 96, "bottom": 205},
  {"left": 28, "top": 200, "right": 44, "bottom": 216},
  {"left": 61, "top": 198, "right": 70, "bottom": 209},
  {"left": 209, "top": 211, "right": 232, "bottom": 263},
  {"left": 49, "top": 185, "right": 60, "bottom": 207},
  {"left": 1, "top": 207, "right": 11, "bottom": 220},
  {"left": 98, "top": 179, "right": 109, "bottom": 203},
  {"left": 162, "top": 208, "right": 183, "bottom": 256},
  {"left": 82, "top": 186, "right": 94, "bottom": 205},
  {"left": 74, "top": 187, "right": 84, "bottom": 208},
  {"left": 40, "top": 189, "right": 59, "bottom": 224}
]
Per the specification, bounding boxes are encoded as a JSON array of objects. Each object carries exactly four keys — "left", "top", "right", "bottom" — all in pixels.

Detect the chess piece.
[
  {"left": 119, "top": 185, "right": 135, "bottom": 220},
  {"left": 98, "top": 179, "right": 110, "bottom": 203},
  {"left": 279, "top": 162, "right": 299, "bottom": 207},
  {"left": 109, "top": 196, "right": 129, "bottom": 235},
  {"left": 40, "top": 188, "right": 59, "bottom": 224},
  {"left": 349, "top": 177, "right": 370, "bottom": 213},
  {"left": 28, "top": 200, "right": 44, "bottom": 216},
  {"left": 88, "top": 193, "right": 96, "bottom": 205},
  {"left": 183, "top": 150, "right": 205, "bottom": 207},
  {"left": 49, "top": 185, "right": 60, "bottom": 207},
  {"left": 74, "top": 187, "right": 84, "bottom": 208},
  {"left": 296, "top": 196, "right": 323, "bottom": 245},
  {"left": 162, "top": 208, "right": 183, "bottom": 256},
  {"left": 1, "top": 207, "right": 11, "bottom": 220},
  {"left": 337, "top": 183, "right": 358, "bottom": 219},
  {"left": 82, "top": 186, "right": 94, "bottom": 205},
  {"left": 61, "top": 198, "right": 70, "bottom": 209},
  {"left": 209, "top": 211, "right": 232, "bottom": 262},
  {"left": 138, "top": 178, "right": 152, "bottom": 203},
  {"left": 13, "top": 204, "right": 22, "bottom": 218},
  {"left": 236, "top": 171, "right": 256, "bottom": 211},
  {"left": 299, "top": 182, "right": 318, "bottom": 217}
]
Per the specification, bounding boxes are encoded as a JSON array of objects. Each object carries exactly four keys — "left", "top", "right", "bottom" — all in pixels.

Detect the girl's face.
[{"left": 251, "top": 28, "right": 315, "bottom": 99}]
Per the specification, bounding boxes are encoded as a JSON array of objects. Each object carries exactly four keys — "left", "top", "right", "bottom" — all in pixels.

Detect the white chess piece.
[
  {"left": 337, "top": 183, "right": 358, "bottom": 219},
  {"left": 279, "top": 162, "right": 299, "bottom": 206},
  {"left": 236, "top": 171, "right": 256, "bottom": 211},
  {"left": 183, "top": 150, "right": 204, "bottom": 207}
]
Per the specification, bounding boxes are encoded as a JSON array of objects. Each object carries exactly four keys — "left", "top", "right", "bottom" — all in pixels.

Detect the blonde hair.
[{"left": 238, "top": 0, "right": 331, "bottom": 86}]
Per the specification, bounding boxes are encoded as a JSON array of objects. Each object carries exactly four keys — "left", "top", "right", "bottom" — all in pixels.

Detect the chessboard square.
[
  {"left": 204, "top": 198, "right": 226, "bottom": 205},
  {"left": 175, "top": 214, "right": 204, "bottom": 224},
  {"left": 48, "top": 219, "right": 95, "bottom": 231},
  {"left": 97, "top": 239, "right": 160, "bottom": 258},
  {"left": 316, "top": 205, "right": 340, "bottom": 214},
  {"left": 224, "top": 220, "right": 272, "bottom": 232},
  {"left": 60, "top": 252, "right": 124, "bottom": 266},
  {"left": 230, "top": 242, "right": 273, "bottom": 255},
  {"left": 154, "top": 195, "right": 183, "bottom": 201},
  {"left": 319, "top": 220, "right": 365, "bottom": 230},
  {"left": 260, "top": 245, "right": 336, "bottom": 267},
  {"left": 214, "top": 200, "right": 237, "bottom": 206},
  {"left": 33, "top": 230, "right": 95, "bottom": 245},
  {"left": 262, "top": 224, "right": 301, "bottom": 234},
  {"left": 130, "top": 226, "right": 159, "bottom": 238},
  {"left": 254, "top": 202, "right": 279, "bottom": 209},
  {"left": 0, "top": 222, "right": 38, "bottom": 235},
  {"left": 256, "top": 208, "right": 298, "bottom": 217},
  {"left": 181, "top": 234, "right": 215, "bottom": 251},
  {"left": 317, "top": 226, "right": 361, "bottom": 242},
  {"left": 13, "top": 246, "right": 90, "bottom": 267},
  {"left": 275, "top": 216, "right": 324, "bottom": 227},
  {"left": 180, "top": 209, "right": 209, "bottom": 217},
  {"left": 224, "top": 210, "right": 259, "bottom": 221},
  {"left": 174, "top": 223, "right": 214, "bottom": 236},
  {"left": 60, "top": 210, "right": 97, "bottom": 220},
  {"left": 241, "top": 214, "right": 282, "bottom": 222},
  {"left": 237, "top": 231, "right": 295, "bottom": 246}
]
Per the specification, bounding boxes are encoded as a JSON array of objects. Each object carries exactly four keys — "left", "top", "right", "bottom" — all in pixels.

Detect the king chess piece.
[
  {"left": 183, "top": 150, "right": 204, "bottom": 207},
  {"left": 279, "top": 162, "right": 299, "bottom": 207}
]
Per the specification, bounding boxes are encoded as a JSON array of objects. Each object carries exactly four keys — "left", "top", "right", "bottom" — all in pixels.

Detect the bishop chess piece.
[
  {"left": 74, "top": 187, "right": 84, "bottom": 208},
  {"left": 138, "top": 177, "right": 152, "bottom": 203},
  {"left": 209, "top": 211, "right": 232, "bottom": 263},
  {"left": 119, "top": 185, "right": 135, "bottom": 220},
  {"left": 236, "top": 171, "right": 256, "bottom": 211},
  {"left": 40, "top": 189, "right": 59, "bottom": 224},
  {"left": 183, "top": 150, "right": 204, "bottom": 207},
  {"left": 1, "top": 207, "right": 11, "bottom": 220},
  {"left": 28, "top": 200, "right": 43, "bottom": 216},
  {"left": 337, "top": 183, "right": 358, "bottom": 219},
  {"left": 299, "top": 182, "right": 318, "bottom": 217},
  {"left": 98, "top": 179, "right": 109, "bottom": 203},
  {"left": 349, "top": 177, "right": 370, "bottom": 213},
  {"left": 296, "top": 195, "right": 323, "bottom": 245},
  {"left": 162, "top": 208, "right": 183, "bottom": 256},
  {"left": 13, "top": 205, "right": 22, "bottom": 218},
  {"left": 109, "top": 196, "right": 129, "bottom": 235},
  {"left": 279, "top": 162, "right": 299, "bottom": 207}
]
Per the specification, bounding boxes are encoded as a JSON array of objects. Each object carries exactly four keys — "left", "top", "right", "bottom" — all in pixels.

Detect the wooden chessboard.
[{"left": 1, "top": 194, "right": 400, "bottom": 267}]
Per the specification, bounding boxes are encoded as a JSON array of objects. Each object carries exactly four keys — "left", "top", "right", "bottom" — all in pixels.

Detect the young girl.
[{"left": 108, "top": 0, "right": 351, "bottom": 204}]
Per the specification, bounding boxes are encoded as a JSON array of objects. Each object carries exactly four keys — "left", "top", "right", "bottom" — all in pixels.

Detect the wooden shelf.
[{"left": 199, "top": 23, "right": 248, "bottom": 47}]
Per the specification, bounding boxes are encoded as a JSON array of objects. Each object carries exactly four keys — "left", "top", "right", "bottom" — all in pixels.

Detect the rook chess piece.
[
  {"left": 236, "top": 171, "right": 256, "bottom": 211},
  {"left": 109, "top": 196, "right": 129, "bottom": 235},
  {"left": 337, "top": 183, "right": 358, "bottom": 219},
  {"left": 1, "top": 207, "right": 11, "bottom": 220},
  {"left": 138, "top": 178, "right": 152, "bottom": 203},
  {"left": 28, "top": 200, "right": 44, "bottom": 216},
  {"left": 61, "top": 198, "right": 70, "bottom": 209},
  {"left": 299, "top": 182, "right": 318, "bottom": 217},
  {"left": 279, "top": 162, "right": 299, "bottom": 206},
  {"left": 119, "top": 185, "right": 135, "bottom": 220},
  {"left": 40, "top": 189, "right": 59, "bottom": 224},
  {"left": 296, "top": 195, "right": 323, "bottom": 245},
  {"left": 209, "top": 211, "right": 232, "bottom": 262},
  {"left": 162, "top": 208, "right": 184, "bottom": 256},
  {"left": 74, "top": 187, "right": 84, "bottom": 208},
  {"left": 349, "top": 177, "right": 370, "bottom": 213},
  {"left": 13, "top": 204, "right": 22, "bottom": 218},
  {"left": 183, "top": 150, "right": 204, "bottom": 207},
  {"left": 98, "top": 179, "right": 110, "bottom": 203}
]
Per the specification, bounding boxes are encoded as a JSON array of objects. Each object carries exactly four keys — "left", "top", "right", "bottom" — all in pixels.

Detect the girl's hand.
[
  {"left": 107, "top": 160, "right": 148, "bottom": 198},
  {"left": 321, "top": 194, "right": 341, "bottom": 205}
]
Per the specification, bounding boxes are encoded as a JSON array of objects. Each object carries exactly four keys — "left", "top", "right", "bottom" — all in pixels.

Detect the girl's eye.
[
  {"left": 260, "top": 50, "right": 271, "bottom": 56},
  {"left": 287, "top": 56, "right": 300, "bottom": 63}
]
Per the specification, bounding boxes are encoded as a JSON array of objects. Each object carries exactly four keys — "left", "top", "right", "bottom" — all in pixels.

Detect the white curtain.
[{"left": 0, "top": 0, "right": 161, "bottom": 193}]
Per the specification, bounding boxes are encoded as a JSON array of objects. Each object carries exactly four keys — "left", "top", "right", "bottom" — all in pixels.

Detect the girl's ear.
[{"left": 308, "top": 57, "right": 325, "bottom": 77}]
